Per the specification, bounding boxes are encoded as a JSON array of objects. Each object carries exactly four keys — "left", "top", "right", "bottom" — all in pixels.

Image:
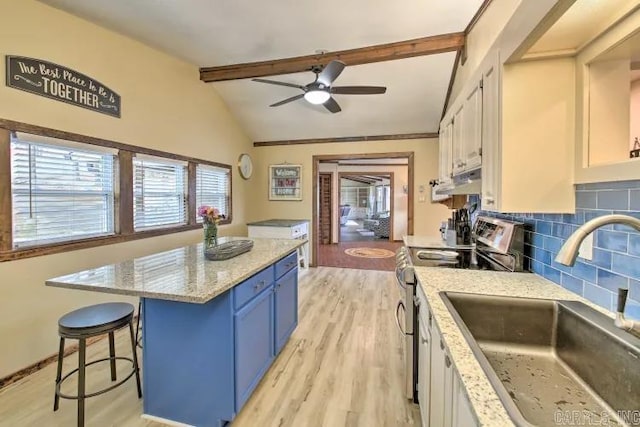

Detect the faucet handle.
[{"left": 617, "top": 288, "right": 629, "bottom": 313}]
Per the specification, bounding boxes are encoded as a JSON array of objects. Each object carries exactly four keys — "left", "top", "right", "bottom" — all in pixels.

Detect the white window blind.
[
  {"left": 10, "top": 133, "right": 116, "bottom": 248},
  {"left": 196, "top": 164, "right": 230, "bottom": 222},
  {"left": 133, "top": 155, "right": 187, "bottom": 230}
]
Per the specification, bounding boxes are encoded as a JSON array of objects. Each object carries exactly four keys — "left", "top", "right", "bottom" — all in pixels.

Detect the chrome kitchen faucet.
[{"left": 555, "top": 214, "right": 640, "bottom": 337}]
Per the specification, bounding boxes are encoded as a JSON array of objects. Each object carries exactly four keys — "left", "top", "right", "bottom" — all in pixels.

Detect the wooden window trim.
[{"left": 0, "top": 119, "right": 232, "bottom": 262}]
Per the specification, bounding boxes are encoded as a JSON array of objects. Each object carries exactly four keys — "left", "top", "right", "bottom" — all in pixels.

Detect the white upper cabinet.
[
  {"left": 438, "top": 119, "right": 453, "bottom": 188},
  {"left": 480, "top": 53, "right": 500, "bottom": 212},
  {"left": 437, "top": 45, "right": 575, "bottom": 213},
  {"left": 462, "top": 82, "right": 483, "bottom": 172},
  {"left": 447, "top": 79, "right": 483, "bottom": 178},
  {"left": 451, "top": 103, "right": 466, "bottom": 175}
]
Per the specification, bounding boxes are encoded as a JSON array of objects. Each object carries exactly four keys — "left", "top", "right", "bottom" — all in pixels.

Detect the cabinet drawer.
[
  {"left": 275, "top": 252, "right": 298, "bottom": 279},
  {"left": 291, "top": 223, "right": 308, "bottom": 238},
  {"left": 234, "top": 266, "right": 274, "bottom": 310}
]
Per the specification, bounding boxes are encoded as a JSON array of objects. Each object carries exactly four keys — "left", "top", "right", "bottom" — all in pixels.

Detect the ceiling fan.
[{"left": 252, "top": 60, "right": 386, "bottom": 113}]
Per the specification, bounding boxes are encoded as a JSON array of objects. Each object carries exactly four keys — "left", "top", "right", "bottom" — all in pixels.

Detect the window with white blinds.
[
  {"left": 133, "top": 155, "right": 187, "bottom": 230},
  {"left": 196, "top": 164, "right": 230, "bottom": 222},
  {"left": 10, "top": 133, "right": 116, "bottom": 248}
]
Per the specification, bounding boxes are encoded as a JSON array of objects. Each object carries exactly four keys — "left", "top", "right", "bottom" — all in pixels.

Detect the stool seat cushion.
[{"left": 59, "top": 303, "right": 134, "bottom": 337}]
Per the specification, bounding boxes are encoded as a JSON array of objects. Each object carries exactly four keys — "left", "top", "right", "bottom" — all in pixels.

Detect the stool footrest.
[{"left": 55, "top": 356, "right": 137, "bottom": 400}]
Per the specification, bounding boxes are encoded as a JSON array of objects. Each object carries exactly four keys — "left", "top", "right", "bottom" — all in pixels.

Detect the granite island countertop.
[
  {"left": 46, "top": 237, "right": 305, "bottom": 304},
  {"left": 247, "top": 219, "right": 309, "bottom": 227},
  {"left": 403, "top": 235, "right": 474, "bottom": 250},
  {"left": 414, "top": 267, "right": 614, "bottom": 427}
]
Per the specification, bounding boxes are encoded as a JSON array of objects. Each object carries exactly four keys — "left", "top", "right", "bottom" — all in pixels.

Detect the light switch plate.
[{"left": 578, "top": 232, "right": 593, "bottom": 261}]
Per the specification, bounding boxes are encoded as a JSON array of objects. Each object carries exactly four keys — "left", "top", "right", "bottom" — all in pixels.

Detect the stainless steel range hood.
[{"left": 435, "top": 168, "right": 482, "bottom": 196}]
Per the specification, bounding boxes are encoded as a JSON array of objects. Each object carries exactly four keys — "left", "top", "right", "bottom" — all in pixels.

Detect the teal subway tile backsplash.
[{"left": 473, "top": 179, "right": 640, "bottom": 318}]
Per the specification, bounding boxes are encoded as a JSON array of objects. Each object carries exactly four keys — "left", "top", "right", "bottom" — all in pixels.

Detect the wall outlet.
[{"left": 578, "top": 232, "right": 593, "bottom": 261}]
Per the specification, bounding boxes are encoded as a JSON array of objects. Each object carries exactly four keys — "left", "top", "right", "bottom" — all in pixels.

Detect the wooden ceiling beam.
[
  {"left": 362, "top": 175, "right": 385, "bottom": 181},
  {"left": 341, "top": 176, "right": 375, "bottom": 185},
  {"left": 254, "top": 132, "right": 438, "bottom": 147},
  {"left": 200, "top": 32, "right": 465, "bottom": 82}
]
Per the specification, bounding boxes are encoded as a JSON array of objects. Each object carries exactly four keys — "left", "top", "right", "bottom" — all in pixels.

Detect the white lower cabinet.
[
  {"left": 452, "top": 372, "right": 476, "bottom": 427},
  {"left": 418, "top": 302, "right": 432, "bottom": 425},
  {"left": 417, "top": 286, "right": 478, "bottom": 427}
]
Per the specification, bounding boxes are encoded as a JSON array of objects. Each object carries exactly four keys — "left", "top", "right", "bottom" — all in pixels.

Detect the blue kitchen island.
[{"left": 46, "top": 237, "right": 305, "bottom": 427}]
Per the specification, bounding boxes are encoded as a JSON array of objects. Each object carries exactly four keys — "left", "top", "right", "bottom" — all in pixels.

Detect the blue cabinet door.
[
  {"left": 234, "top": 285, "right": 274, "bottom": 412},
  {"left": 274, "top": 267, "right": 298, "bottom": 354}
]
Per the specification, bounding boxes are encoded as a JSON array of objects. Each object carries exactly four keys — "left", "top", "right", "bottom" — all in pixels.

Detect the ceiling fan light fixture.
[{"left": 304, "top": 89, "right": 330, "bottom": 105}]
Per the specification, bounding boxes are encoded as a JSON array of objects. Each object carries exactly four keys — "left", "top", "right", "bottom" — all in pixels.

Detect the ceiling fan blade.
[
  {"left": 269, "top": 94, "right": 304, "bottom": 107},
  {"left": 317, "top": 60, "right": 346, "bottom": 86},
  {"left": 323, "top": 97, "right": 342, "bottom": 114},
  {"left": 253, "top": 78, "right": 304, "bottom": 90},
  {"left": 331, "top": 86, "right": 387, "bottom": 95}
]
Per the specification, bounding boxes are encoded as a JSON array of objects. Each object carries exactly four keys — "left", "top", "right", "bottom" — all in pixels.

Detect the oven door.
[{"left": 395, "top": 282, "right": 415, "bottom": 400}]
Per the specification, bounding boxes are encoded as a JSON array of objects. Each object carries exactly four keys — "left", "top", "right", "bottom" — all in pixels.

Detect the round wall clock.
[{"left": 237, "top": 153, "right": 253, "bottom": 180}]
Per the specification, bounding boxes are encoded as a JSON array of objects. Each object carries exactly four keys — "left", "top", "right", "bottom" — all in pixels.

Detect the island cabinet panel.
[
  {"left": 274, "top": 267, "right": 298, "bottom": 354},
  {"left": 275, "top": 251, "right": 298, "bottom": 279},
  {"left": 233, "top": 265, "right": 275, "bottom": 310},
  {"left": 139, "top": 253, "right": 299, "bottom": 425},
  {"left": 142, "top": 294, "right": 235, "bottom": 427},
  {"left": 234, "top": 284, "right": 275, "bottom": 411}
]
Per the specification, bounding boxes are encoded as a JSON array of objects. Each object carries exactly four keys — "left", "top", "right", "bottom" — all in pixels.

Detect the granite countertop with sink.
[
  {"left": 46, "top": 237, "right": 305, "bottom": 304},
  {"left": 414, "top": 267, "right": 614, "bottom": 427},
  {"left": 246, "top": 219, "right": 309, "bottom": 227}
]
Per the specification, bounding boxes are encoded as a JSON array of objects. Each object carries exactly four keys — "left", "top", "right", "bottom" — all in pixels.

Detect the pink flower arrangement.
[{"left": 198, "top": 205, "right": 225, "bottom": 225}]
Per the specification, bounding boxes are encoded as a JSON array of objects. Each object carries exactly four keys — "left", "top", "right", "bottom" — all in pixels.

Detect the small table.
[{"left": 247, "top": 219, "right": 309, "bottom": 269}]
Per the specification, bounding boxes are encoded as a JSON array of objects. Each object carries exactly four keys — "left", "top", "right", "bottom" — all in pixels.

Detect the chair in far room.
[
  {"left": 339, "top": 205, "right": 351, "bottom": 226},
  {"left": 373, "top": 216, "right": 390, "bottom": 239}
]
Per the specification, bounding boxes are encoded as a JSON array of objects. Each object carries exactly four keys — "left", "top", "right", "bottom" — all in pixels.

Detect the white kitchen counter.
[{"left": 414, "top": 267, "right": 613, "bottom": 427}]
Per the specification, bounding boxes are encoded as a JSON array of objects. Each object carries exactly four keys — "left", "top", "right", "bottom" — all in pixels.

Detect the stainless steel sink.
[{"left": 440, "top": 292, "right": 640, "bottom": 426}]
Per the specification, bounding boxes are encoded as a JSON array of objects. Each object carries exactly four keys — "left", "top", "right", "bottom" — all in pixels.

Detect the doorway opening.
[
  {"left": 339, "top": 172, "right": 393, "bottom": 242},
  {"left": 312, "top": 152, "right": 414, "bottom": 270}
]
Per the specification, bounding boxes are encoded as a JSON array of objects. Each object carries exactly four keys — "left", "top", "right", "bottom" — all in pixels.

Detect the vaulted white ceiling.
[{"left": 39, "top": 0, "right": 484, "bottom": 141}]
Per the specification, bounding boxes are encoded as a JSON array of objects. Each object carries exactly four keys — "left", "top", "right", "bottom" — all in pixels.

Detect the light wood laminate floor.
[{"left": 0, "top": 267, "right": 420, "bottom": 427}]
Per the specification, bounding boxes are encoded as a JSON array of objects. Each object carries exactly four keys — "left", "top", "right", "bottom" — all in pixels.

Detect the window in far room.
[{"left": 376, "top": 185, "right": 391, "bottom": 214}]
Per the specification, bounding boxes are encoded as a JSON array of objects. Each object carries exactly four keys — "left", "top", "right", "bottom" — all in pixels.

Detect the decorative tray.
[{"left": 204, "top": 239, "right": 254, "bottom": 261}]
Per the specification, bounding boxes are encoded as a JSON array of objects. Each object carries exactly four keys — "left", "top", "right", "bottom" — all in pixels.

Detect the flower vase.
[{"left": 203, "top": 222, "right": 218, "bottom": 250}]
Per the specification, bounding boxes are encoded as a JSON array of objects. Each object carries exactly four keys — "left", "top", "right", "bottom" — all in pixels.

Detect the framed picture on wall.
[{"left": 269, "top": 164, "right": 302, "bottom": 201}]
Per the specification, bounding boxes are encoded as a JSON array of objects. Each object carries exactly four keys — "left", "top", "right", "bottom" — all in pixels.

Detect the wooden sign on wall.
[
  {"left": 5, "top": 56, "right": 121, "bottom": 118},
  {"left": 269, "top": 164, "right": 302, "bottom": 201}
]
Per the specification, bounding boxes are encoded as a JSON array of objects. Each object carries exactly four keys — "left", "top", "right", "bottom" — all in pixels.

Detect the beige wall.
[
  {"left": 449, "top": 0, "right": 521, "bottom": 104},
  {"left": 248, "top": 138, "right": 451, "bottom": 258},
  {"left": 0, "top": 0, "right": 252, "bottom": 377},
  {"left": 588, "top": 60, "right": 631, "bottom": 165},
  {"left": 501, "top": 57, "right": 575, "bottom": 213},
  {"left": 631, "top": 79, "right": 640, "bottom": 150}
]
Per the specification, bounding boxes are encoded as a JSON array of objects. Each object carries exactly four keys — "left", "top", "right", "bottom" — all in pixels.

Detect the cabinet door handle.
[
  {"left": 445, "top": 354, "right": 452, "bottom": 368},
  {"left": 485, "top": 197, "right": 495, "bottom": 205},
  {"left": 254, "top": 280, "right": 265, "bottom": 291},
  {"left": 440, "top": 339, "right": 444, "bottom": 350}
]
